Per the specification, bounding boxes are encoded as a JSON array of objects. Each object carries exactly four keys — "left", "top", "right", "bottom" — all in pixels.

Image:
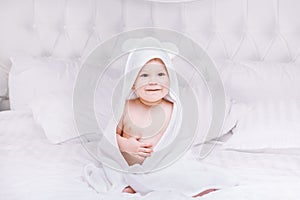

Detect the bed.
[
  {"left": 1, "top": 0, "right": 300, "bottom": 199},
  {"left": 1, "top": 111, "right": 300, "bottom": 200}
]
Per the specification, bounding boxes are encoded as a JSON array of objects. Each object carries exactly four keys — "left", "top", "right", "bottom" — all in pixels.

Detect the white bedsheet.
[
  {"left": 195, "top": 143, "right": 300, "bottom": 199},
  {"left": 1, "top": 111, "right": 300, "bottom": 200}
]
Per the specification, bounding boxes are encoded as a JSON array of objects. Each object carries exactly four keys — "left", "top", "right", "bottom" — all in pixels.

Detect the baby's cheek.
[
  {"left": 162, "top": 88, "right": 169, "bottom": 96},
  {"left": 135, "top": 88, "right": 144, "bottom": 97},
  {"left": 137, "top": 79, "right": 149, "bottom": 87},
  {"left": 160, "top": 79, "right": 170, "bottom": 89}
]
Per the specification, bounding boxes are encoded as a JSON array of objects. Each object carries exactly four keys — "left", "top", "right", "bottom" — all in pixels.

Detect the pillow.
[
  {"left": 191, "top": 95, "right": 249, "bottom": 145},
  {"left": 179, "top": 63, "right": 235, "bottom": 144},
  {"left": 221, "top": 99, "right": 250, "bottom": 135},
  {"left": 9, "top": 56, "right": 82, "bottom": 143},
  {"left": 223, "top": 99, "right": 300, "bottom": 150},
  {"left": 29, "top": 89, "right": 103, "bottom": 144},
  {"left": 0, "top": 110, "right": 45, "bottom": 143},
  {"left": 29, "top": 91, "right": 79, "bottom": 144},
  {"left": 9, "top": 56, "right": 79, "bottom": 110},
  {"left": 216, "top": 60, "right": 300, "bottom": 103}
]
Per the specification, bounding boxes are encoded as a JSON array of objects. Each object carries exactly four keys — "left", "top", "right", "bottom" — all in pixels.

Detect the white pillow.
[
  {"left": 191, "top": 95, "right": 249, "bottom": 145},
  {"left": 29, "top": 89, "right": 102, "bottom": 144},
  {"left": 9, "top": 56, "right": 79, "bottom": 110},
  {"left": 223, "top": 99, "right": 300, "bottom": 150},
  {"left": 0, "top": 110, "right": 45, "bottom": 143},
  {"left": 221, "top": 99, "right": 250, "bottom": 135},
  {"left": 29, "top": 91, "right": 79, "bottom": 144},
  {"left": 9, "top": 56, "right": 81, "bottom": 143},
  {"left": 217, "top": 60, "right": 300, "bottom": 103}
]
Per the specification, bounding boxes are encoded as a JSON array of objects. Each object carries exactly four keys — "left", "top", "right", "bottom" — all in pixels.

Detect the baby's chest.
[{"left": 123, "top": 108, "right": 169, "bottom": 139}]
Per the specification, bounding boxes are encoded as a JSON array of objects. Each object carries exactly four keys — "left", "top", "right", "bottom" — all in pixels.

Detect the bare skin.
[
  {"left": 192, "top": 189, "right": 219, "bottom": 198},
  {"left": 122, "top": 186, "right": 136, "bottom": 194},
  {"left": 117, "top": 98, "right": 173, "bottom": 165},
  {"left": 122, "top": 186, "right": 219, "bottom": 197},
  {"left": 116, "top": 59, "right": 172, "bottom": 166}
]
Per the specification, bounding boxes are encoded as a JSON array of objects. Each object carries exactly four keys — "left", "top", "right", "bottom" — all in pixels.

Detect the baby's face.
[{"left": 133, "top": 59, "right": 170, "bottom": 104}]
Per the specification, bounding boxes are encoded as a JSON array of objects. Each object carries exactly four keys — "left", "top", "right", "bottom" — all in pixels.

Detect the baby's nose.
[
  {"left": 148, "top": 80, "right": 157, "bottom": 85},
  {"left": 148, "top": 76, "right": 158, "bottom": 85}
]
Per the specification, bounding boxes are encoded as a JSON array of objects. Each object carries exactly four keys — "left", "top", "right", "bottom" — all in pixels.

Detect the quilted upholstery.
[{"left": 0, "top": 0, "right": 300, "bottom": 109}]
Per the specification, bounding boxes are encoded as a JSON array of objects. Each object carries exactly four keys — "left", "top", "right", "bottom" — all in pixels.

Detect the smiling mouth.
[{"left": 145, "top": 89, "right": 161, "bottom": 91}]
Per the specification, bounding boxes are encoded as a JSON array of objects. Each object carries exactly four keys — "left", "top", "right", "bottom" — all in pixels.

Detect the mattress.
[{"left": 1, "top": 111, "right": 300, "bottom": 200}]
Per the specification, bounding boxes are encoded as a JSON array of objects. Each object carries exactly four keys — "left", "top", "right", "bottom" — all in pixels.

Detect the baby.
[
  {"left": 115, "top": 57, "right": 220, "bottom": 197},
  {"left": 86, "top": 40, "right": 235, "bottom": 198},
  {"left": 116, "top": 58, "right": 173, "bottom": 166}
]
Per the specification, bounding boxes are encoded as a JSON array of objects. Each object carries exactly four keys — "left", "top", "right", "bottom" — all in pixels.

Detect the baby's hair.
[{"left": 145, "top": 58, "right": 166, "bottom": 66}]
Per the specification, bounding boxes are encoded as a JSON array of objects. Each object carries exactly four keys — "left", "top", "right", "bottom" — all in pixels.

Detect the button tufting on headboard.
[
  {"left": 0, "top": 0, "right": 299, "bottom": 65},
  {"left": 0, "top": 0, "right": 300, "bottom": 109}
]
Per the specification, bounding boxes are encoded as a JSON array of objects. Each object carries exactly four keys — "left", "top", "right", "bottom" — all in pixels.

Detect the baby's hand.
[{"left": 126, "top": 136, "right": 154, "bottom": 158}]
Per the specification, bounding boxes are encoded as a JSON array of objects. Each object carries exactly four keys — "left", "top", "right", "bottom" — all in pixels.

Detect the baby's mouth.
[
  {"left": 145, "top": 89, "right": 161, "bottom": 91},
  {"left": 145, "top": 87, "right": 163, "bottom": 92},
  {"left": 144, "top": 88, "right": 162, "bottom": 94}
]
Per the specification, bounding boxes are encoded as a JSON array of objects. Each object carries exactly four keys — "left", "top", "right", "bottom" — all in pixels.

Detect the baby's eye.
[
  {"left": 140, "top": 73, "right": 149, "bottom": 77},
  {"left": 158, "top": 72, "right": 166, "bottom": 76}
]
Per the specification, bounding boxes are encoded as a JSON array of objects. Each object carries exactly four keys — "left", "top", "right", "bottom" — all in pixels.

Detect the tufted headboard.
[{"left": 0, "top": 0, "right": 300, "bottom": 109}]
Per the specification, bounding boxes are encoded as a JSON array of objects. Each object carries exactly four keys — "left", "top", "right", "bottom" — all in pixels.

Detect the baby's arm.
[
  {"left": 116, "top": 114, "right": 153, "bottom": 157},
  {"left": 117, "top": 134, "right": 153, "bottom": 157}
]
